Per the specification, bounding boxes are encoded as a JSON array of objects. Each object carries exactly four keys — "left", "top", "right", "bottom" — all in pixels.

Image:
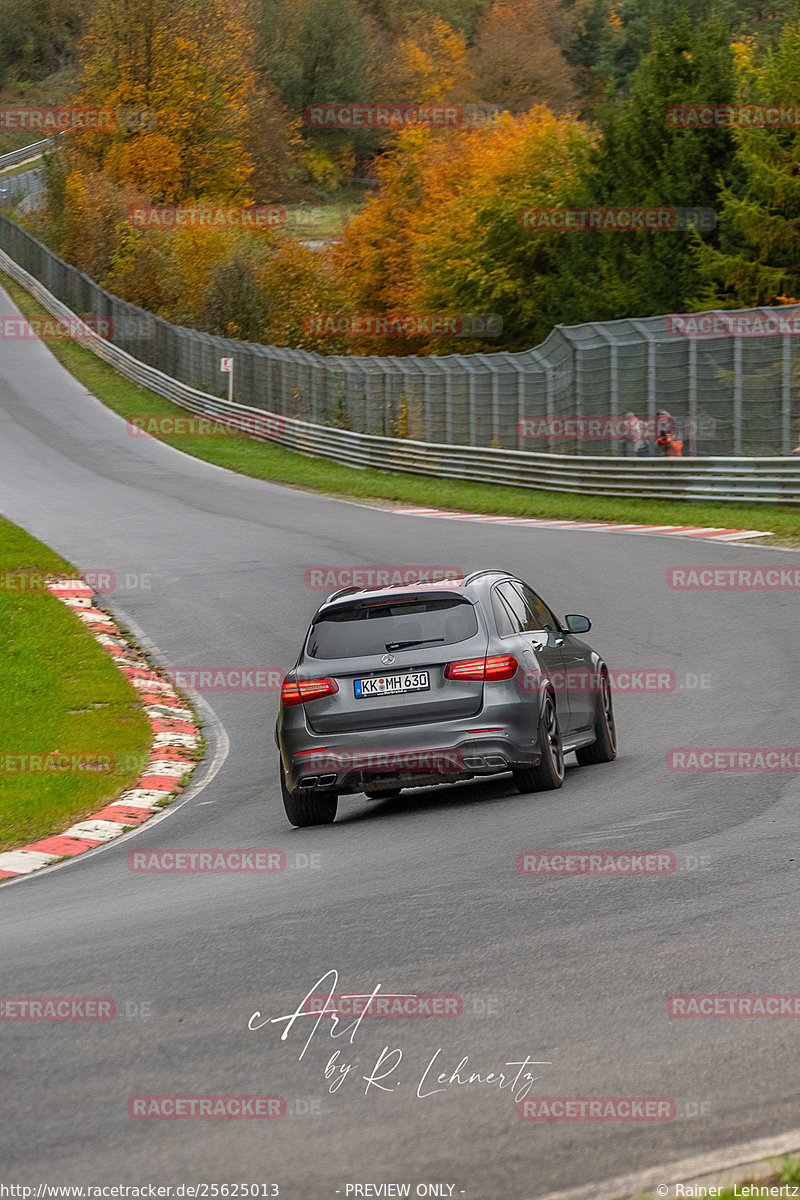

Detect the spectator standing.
[
  {"left": 655, "top": 409, "right": 683, "bottom": 457},
  {"left": 623, "top": 411, "right": 650, "bottom": 457}
]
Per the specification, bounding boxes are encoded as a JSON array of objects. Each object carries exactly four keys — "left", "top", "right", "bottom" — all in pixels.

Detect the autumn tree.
[
  {"left": 333, "top": 109, "right": 597, "bottom": 352},
  {"left": 375, "top": 15, "right": 468, "bottom": 104},
  {"left": 256, "top": 0, "right": 373, "bottom": 112},
  {"left": 59, "top": 168, "right": 141, "bottom": 278},
  {"left": 201, "top": 253, "right": 272, "bottom": 339},
  {"left": 255, "top": 0, "right": 375, "bottom": 173},
  {"left": 463, "top": 0, "right": 578, "bottom": 115},
  {"left": 68, "top": 0, "right": 289, "bottom": 201},
  {"left": 359, "top": 0, "right": 486, "bottom": 38}
]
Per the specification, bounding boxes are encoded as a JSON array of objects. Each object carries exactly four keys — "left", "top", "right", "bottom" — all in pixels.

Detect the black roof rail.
[
  {"left": 322, "top": 574, "right": 471, "bottom": 608},
  {"left": 323, "top": 585, "right": 362, "bottom": 605},
  {"left": 461, "top": 568, "right": 514, "bottom": 586}
]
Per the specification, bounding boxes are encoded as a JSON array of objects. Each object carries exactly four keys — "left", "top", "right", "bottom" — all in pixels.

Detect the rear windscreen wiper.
[{"left": 384, "top": 637, "right": 446, "bottom": 651}]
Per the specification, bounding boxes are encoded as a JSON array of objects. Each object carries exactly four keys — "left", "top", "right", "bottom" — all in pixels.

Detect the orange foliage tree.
[
  {"left": 332, "top": 108, "right": 596, "bottom": 352},
  {"left": 67, "top": 0, "right": 290, "bottom": 201},
  {"left": 464, "top": 0, "right": 578, "bottom": 114},
  {"left": 375, "top": 15, "right": 469, "bottom": 104}
]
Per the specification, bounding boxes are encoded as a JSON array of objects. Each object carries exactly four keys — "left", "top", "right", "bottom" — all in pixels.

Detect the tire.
[
  {"left": 575, "top": 669, "right": 617, "bottom": 766},
  {"left": 364, "top": 788, "right": 401, "bottom": 800},
  {"left": 280, "top": 768, "right": 337, "bottom": 827},
  {"left": 513, "top": 693, "right": 565, "bottom": 793}
]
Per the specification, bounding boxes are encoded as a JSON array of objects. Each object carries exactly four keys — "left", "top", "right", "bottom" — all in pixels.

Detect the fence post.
[
  {"left": 782, "top": 334, "right": 792, "bottom": 455},
  {"left": 516, "top": 362, "right": 526, "bottom": 449},
  {"left": 384, "top": 369, "right": 392, "bottom": 436},
  {"left": 688, "top": 337, "right": 697, "bottom": 456},
  {"left": 733, "top": 336, "right": 742, "bottom": 455},
  {"left": 529, "top": 348, "right": 552, "bottom": 452},
  {"left": 575, "top": 346, "right": 584, "bottom": 455},
  {"left": 595, "top": 327, "right": 618, "bottom": 453},
  {"left": 425, "top": 366, "right": 432, "bottom": 442}
]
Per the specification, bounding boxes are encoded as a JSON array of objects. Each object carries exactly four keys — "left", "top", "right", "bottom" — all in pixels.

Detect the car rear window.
[{"left": 307, "top": 597, "right": 479, "bottom": 660}]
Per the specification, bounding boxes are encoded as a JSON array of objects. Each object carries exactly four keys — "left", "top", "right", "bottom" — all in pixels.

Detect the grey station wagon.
[{"left": 276, "top": 569, "right": 616, "bottom": 826}]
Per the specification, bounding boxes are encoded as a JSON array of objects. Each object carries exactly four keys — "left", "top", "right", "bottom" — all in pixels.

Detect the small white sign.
[{"left": 220, "top": 357, "right": 233, "bottom": 373}]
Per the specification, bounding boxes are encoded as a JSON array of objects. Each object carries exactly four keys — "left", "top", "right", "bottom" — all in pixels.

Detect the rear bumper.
[{"left": 277, "top": 707, "right": 544, "bottom": 795}]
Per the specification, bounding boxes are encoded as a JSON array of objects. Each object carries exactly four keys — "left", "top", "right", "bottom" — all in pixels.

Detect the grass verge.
[
  {"left": 1, "top": 269, "right": 799, "bottom": 546},
  {"left": 282, "top": 197, "right": 362, "bottom": 239},
  {"left": 635, "top": 1153, "right": 800, "bottom": 1200},
  {"left": 0, "top": 516, "right": 152, "bottom": 851}
]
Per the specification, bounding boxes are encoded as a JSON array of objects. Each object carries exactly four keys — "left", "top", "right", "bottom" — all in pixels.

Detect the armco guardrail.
[
  {"left": 0, "top": 138, "right": 54, "bottom": 171},
  {"left": 1, "top": 243, "right": 799, "bottom": 503}
]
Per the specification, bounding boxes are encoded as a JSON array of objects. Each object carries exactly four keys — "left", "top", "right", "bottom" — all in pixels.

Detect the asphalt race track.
[{"left": 1, "top": 280, "right": 799, "bottom": 1197}]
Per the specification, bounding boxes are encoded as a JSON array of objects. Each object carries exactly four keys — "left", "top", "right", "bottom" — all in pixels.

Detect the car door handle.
[{"left": 530, "top": 634, "right": 563, "bottom": 649}]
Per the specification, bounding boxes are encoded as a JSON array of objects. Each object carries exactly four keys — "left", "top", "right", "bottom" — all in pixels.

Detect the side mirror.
[{"left": 565, "top": 614, "right": 591, "bottom": 634}]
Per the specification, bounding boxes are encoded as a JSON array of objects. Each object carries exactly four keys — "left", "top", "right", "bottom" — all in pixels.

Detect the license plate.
[{"left": 354, "top": 672, "right": 430, "bottom": 698}]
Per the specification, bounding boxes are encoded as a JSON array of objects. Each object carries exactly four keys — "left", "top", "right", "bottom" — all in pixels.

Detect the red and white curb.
[
  {"left": 0, "top": 578, "right": 202, "bottom": 881},
  {"left": 391, "top": 506, "right": 772, "bottom": 542}
]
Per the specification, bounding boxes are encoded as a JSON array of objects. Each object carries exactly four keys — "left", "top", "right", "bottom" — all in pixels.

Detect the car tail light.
[
  {"left": 280, "top": 678, "right": 339, "bottom": 706},
  {"left": 444, "top": 655, "right": 518, "bottom": 681}
]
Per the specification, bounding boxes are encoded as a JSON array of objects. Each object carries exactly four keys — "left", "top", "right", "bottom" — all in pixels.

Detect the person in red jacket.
[{"left": 655, "top": 410, "right": 683, "bottom": 457}]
